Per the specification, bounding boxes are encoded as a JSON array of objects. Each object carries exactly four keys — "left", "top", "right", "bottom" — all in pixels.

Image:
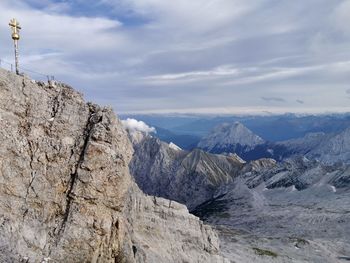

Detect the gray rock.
[{"left": 0, "top": 69, "right": 227, "bottom": 263}]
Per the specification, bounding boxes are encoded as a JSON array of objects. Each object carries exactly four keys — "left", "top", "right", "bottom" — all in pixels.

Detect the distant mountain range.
[
  {"left": 121, "top": 113, "right": 350, "bottom": 144},
  {"left": 197, "top": 121, "right": 350, "bottom": 164},
  {"left": 129, "top": 121, "right": 350, "bottom": 209}
]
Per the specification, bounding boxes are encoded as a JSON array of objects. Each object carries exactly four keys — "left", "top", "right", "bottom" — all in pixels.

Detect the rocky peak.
[
  {"left": 198, "top": 121, "right": 265, "bottom": 153},
  {"left": 0, "top": 69, "right": 227, "bottom": 262}
]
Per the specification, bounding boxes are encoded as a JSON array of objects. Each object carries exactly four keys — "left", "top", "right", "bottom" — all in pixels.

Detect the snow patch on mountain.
[{"left": 169, "top": 142, "right": 182, "bottom": 151}]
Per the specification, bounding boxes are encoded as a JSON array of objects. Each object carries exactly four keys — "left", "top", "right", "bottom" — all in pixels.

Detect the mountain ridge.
[{"left": 196, "top": 120, "right": 350, "bottom": 164}]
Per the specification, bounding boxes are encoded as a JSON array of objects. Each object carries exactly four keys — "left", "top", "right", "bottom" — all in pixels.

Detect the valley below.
[{"left": 196, "top": 184, "right": 350, "bottom": 262}]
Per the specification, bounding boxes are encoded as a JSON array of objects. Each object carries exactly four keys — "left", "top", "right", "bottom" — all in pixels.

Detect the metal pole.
[
  {"left": 14, "top": 40, "right": 19, "bottom": 75},
  {"left": 9, "top": 18, "right": 21, "bottom": 75}
]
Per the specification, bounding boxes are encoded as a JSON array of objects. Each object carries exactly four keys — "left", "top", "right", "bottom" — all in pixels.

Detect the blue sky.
[{"left": 0, "top": 0, "right": 350, "bottom": 114}]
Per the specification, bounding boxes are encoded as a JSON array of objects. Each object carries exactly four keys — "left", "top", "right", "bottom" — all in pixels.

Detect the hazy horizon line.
[{"left": 118, "top": 108, "right": 350, "bottom": 117}]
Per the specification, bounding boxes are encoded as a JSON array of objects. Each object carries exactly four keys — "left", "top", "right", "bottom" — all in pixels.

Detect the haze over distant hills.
[
  {"left": 197, "top": 121, "right": 350, "bottom": 164},
  {"left": 122, "top": 113, "right": 350, "bottom": 164},
  {"left": 121, "top": 113, "right": 350, "bottom": 149}
]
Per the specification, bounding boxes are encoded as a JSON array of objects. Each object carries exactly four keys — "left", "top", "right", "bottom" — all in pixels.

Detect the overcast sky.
[{"left": 0, "top": 0, "right": 350, "bottom": 114}]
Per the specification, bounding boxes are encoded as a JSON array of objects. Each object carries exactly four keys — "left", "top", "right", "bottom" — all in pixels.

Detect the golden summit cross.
[
  {"left": 9, "top": 18, "right": 21, "bottom": 75},
  {"left": 9, "top": 18, "right": 21, "bottom": 39}
]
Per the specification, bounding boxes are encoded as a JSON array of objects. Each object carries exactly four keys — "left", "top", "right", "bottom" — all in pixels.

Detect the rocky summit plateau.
[{"left": 0, "top": 69, "right": 228, "bottom": 263}]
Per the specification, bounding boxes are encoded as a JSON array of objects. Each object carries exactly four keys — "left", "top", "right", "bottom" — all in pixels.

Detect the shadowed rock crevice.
[
  {"left": 56, "top": 105, "right": 103, "bottom": 239},
  {"left": 50, "top": 85, "right": 62, "bottom": 119}
]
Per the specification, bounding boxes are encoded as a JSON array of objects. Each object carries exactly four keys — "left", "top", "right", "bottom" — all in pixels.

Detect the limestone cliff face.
[
  {"left": 0, "top": 69, "right": 227, "bottom": 263},
  {"left": 124, "top": 188, "right": 226, "bottom": 263}
]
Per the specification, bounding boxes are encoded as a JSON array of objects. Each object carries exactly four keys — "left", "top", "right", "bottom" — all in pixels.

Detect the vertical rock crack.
[{"left": 56, "top": 107, "right": 102, "bottom": 239}]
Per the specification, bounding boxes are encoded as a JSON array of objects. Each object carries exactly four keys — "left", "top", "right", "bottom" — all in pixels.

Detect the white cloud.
[
  {"left": 0, "top": 0, "right": 349, "bottom": 114},
  {"left": 0, "top": 0, "right": 125, "bottom": 78},
  {"left": 121, "top": 118, "right": 156, "bottom": 134},
  {"left": 143, "top": 60, "right": 350, "bottom": 87},
  {"left": 0, "top": 2, "right": 123, "bottom": 50},
  {"left": 144, "top": 65, "right": 240, "bottom": 82},
  {"left": 105, "top": 0, "right": 262, "bottom": 34}
]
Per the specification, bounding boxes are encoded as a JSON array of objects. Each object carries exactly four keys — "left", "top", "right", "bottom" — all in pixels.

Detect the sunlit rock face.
[{"left": 0, "top": 69, "right": 228, "bottom": 263}]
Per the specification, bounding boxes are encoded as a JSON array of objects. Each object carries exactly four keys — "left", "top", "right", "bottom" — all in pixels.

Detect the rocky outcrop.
[
  {"left": 0, "top": 69, "right": 227, "bottom": 262},
  {"left": 130, "top": 134, "right": 246, "bottom": 210},
  {"left": 124, "top": 187, "right": 226, "bottom": 263}
]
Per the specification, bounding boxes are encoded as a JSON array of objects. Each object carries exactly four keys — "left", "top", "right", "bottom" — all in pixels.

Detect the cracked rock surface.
[{"left": 0, "top": 69, "right": 227, "bottom": 263}]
